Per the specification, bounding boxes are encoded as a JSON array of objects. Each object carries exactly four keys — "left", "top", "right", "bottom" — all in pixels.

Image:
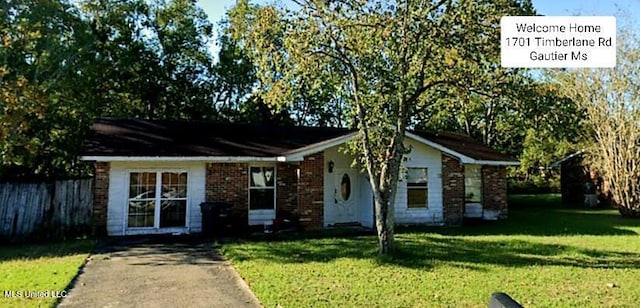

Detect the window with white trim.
[
  {"left": 128, "top": 171, "right": 187, "bottom": 228},
  {"left": 407, "top": 168, "right": 428, "bottom": 209},
  {"left": 465, "top": 165, "right": 482, "bottom": 203},
  {"left": 249, "top": 166, "right": 276, "bottom": 210}
]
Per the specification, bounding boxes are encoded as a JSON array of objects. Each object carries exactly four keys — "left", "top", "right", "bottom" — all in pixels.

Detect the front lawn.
[
  {"left": 222, "top": 195, "right": 640, "bottom": 307},
  {"left": 0, "top": 239, "right": 95, "bottom": 308}
]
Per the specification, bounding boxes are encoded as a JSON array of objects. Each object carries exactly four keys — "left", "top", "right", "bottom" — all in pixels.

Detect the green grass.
[
  {"left": 0, "top": 239, "right": 95, "bottom": 308},
  {"left": 222, "top": 194, "right": 640, "bottom": 307}
]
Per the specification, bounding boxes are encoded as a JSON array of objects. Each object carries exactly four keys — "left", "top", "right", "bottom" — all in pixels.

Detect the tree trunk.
[
  {"left": 618, "top": 206, "right": 640, "bottom": 217},
  {"left": 373, "top": 193, "right": 395, "bottom": 254},
  {"left": 369, "top": 133, "right": 404, "bottom": 255}
]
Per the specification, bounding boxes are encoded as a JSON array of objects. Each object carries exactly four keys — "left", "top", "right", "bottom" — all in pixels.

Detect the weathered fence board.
[{"left": 0, "top": 179, "right": 93, "bottom": 241}]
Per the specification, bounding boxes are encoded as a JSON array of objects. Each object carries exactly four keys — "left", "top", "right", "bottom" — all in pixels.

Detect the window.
[
  {"left": 128, "top": 171, "right": 187, "bottom": 228},
  {"left": 160, "top": 172, "right": 188, "bottom": 228},
  {"left": 249, "top": 166, "right": 275, "bottom": 210},
  {"left": 128, "top": 172, "right": 156, "bottom": 228},
  {"left": 407, "top": 168, "right": 428, "bottom": 208},
  {"left": 340, "top": 173, "right": 351, "bottom": 201},
  {"left": 465, "top": 165, "right": 482, "bottom": 203}
]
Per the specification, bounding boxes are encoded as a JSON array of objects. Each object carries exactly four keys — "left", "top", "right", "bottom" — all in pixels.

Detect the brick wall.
[
  {"left": 297, "top": 153, "right": 324, "bottom": 229},
  {"left": 205, "top": 163, "right": 248, "bottom": 219},
  {"left": 482, "top": 166, "right": 508, "bottom": 218},
  {"left": 441, "top": 155, "right": 464, "bottom": 226},
  {"left": 204, "top": 157, "right": 324, "bottom": 230},
  {"left": 276, "top": 162, "right": 298, "bottom": 215},
  {"left": 93, "top": 162, "right": 110, "bottom": 235}
]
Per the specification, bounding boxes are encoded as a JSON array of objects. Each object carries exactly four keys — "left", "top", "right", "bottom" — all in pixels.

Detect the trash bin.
[
  {"left": 584, "top": 182, "right": 597, "bottom": 208},
  {"left": 200, "top": 202, "right": 231, "bottom": 236}
]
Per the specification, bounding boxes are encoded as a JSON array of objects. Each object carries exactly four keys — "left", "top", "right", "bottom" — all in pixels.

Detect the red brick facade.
[
  {"left": 92, "top": 152, "right": 507, "bottom": 233},
  {"left": 202, "top": 154, "right": 325, "bottom": 230},
  {"left": 276, "top": 162, "right": 298, "bottom": 214},
  {"left": 93, "top": 162, "right": 110, "bottom": 235},
  {"left": 297, "top": 153, "right": 325, "bottom": 229},
  {"left": 482, "top": 166, "right": 508, "bottom": 218},
  {"left": 205, "top": 163, "right": 248, "bottom": 219},
  {"left": 441, "top": 155, "right": 464, "bottom": 226}
]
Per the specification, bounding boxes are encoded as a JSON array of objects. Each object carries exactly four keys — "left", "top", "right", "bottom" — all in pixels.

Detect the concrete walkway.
[{"left": 59, "top": 236, "right": 261, "bottom": 308}]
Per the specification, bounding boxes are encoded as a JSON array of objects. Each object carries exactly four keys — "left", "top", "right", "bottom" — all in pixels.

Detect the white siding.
[
  {"left": 248, "top": 210, "right": 275, "bottom": 226},
  {"left": 107, "top": 166, "right": 126, "bottom": 236},
  {"left": 359, "top": 176, "right": 374, "bottom": 228},
  {"left": 322, "top": 138, "right": 444, "bottom": 227},
  {"left": 464, "top": 203, "right": 483, "bottom": 218},
  {"left": 394, "top": 138, "right": 444, "bottom": 225},
  {"left": 107, "top": 161, "right": 206, "bottom": 236},
  {"left": 323, "top": 146, "right": 371, "bottom": 226}
]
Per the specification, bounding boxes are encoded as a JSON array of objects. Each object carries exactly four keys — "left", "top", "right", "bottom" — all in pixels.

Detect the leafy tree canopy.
[
  {"left": 0, "top": 0, "right": 220, "bottom": 180},
  {"left": 227, "top": 0, "right": 536, "bottom": 253}
]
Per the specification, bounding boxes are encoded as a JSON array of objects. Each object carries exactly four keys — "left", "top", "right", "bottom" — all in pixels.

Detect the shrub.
[{"left": 508, "top": 175, "right": 560, "bottom": 194}]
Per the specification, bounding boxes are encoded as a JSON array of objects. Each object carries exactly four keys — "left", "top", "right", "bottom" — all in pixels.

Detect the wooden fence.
[{"left": 0, "top": 179, "right": 93, "bottom": 241}]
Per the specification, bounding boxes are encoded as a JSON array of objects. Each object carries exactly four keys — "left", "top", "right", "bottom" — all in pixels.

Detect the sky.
[
  {"left": 531, "top": 0, "right": 640, "bottom": 17},
  {"left": 196, "top": 0, "right": 237, "bottom": 26},
  {"left": 197, "top": 0, "right": 640, "bottom": 55},
  {"left": 198, "top": 0, "right": 640, "bottom": 24}
]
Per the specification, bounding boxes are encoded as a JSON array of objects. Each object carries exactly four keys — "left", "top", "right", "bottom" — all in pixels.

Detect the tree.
[
  {"left": 413, "top": 0, "right": 583, "bottom": 178},
  {"left": 512, "top": 81, "right": 584, "bottom": 176},
  {"left": 556, "top": 27, "right": 640, "bottom": 217},
  {"left": 80, "top": 0, "right": 216, "bottom": 119},
  {"left": 290, "top": 0, "right": 456, "bottom": 254},
  {"left": 418, "top": 72, "right": 584, "bottom": 180},
  {"left": 211, "top": 31, "right": 257, "bottom": 121},
  {"left": 235, "top": 0, "right": 533, "bottom": 254},
  {"left": 0, "top": 0, "right": 219, "bottom": 179},
  {"left": 414, "top": 0, "right": 535, "bottom": 148},
  {"left": 225, "top": 0, "right": 349, "bottom": 127},
  {"left": 0, "top": 0, "right": 98, "bottom": 179}
]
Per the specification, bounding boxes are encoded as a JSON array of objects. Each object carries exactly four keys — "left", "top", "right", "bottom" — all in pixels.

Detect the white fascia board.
[
  {"left": 283, "top": 132, "right": 357, "bottom": 161},
  {"left": 467, "top": 160, "right": 520, "bottom": 166},
  {"left": 549, "top": 149, "right": 585, "bottom": 168},
  {"left": 404, "top": 132, "right": 477, "bottom": 162},
  {"left": 404, "top": 132, "right": 519, "bottom": 166},
  {"left": 79, "top": 156, "right": 287, "bottom": 162}
]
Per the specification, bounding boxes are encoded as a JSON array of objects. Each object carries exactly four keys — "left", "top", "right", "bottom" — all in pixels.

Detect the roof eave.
[
  {"left": 549, "top": 149, "right": 585, "bottom": 168},
  {"left": 79, "top": 156, "right": 288, "bottom": 162},
  {"left": 464, "top": 160, "right": 520, "bottom": 166},
  {"left": 283, "top": 132, "right": 357, "bottom": 161},
  {"left": 81, "top": 131, "right": 518, "bottom": 166},
  {"left": 405, "top": 132, "right": 477, "bottom": 162},
  {"left": 406, "top": 132, "right": 519, "bottom": 166}
]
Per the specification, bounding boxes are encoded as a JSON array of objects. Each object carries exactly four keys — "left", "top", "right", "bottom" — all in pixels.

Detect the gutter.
[{"left": 79, "top": 156, "right": 288, "bottom": 162}]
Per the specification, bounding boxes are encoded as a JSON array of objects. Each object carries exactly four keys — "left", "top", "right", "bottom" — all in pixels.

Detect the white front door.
[{"left": 333, "top": 169, "right": 358, "bottom": 223}]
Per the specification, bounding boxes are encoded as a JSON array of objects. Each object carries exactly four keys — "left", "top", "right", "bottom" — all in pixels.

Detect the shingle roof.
[
  {"left": 82, "top": 118, "right": 352, "bottom": 157},
  {"left": 410, "top": 131, "right": 518, "bottom": 162},
  {"left": 82, "top": 118, "right": 517, "bottom": 163}
]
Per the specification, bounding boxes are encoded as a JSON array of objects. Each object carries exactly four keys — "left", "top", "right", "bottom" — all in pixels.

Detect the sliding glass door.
[{"left": 128, "top": 171, "right": 187, "bottom": 229}]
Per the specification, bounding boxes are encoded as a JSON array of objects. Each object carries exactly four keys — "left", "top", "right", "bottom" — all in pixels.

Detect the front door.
[{"left": 333, "top": 169, "right": 358, "bottom": 223}]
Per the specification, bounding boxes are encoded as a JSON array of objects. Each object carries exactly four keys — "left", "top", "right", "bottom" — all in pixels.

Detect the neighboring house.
[
  {"left": 551, "top": 151, "right": 588, "bottom": 205},
  {"left": 81, "top": 118, "right": 519, "bottom": 236},
  {"left": 551, "top": 150, "right": 610, "bottom": 206}
]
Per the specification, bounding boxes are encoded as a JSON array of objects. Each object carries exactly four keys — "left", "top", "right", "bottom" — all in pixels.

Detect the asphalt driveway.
[{"left": 58, "top": 236, "right": 261, "bottom": 308}]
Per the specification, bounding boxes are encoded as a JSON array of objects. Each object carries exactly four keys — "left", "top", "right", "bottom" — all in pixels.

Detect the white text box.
[{"left": 501, "top": 16, "right": 616, "bottom": 68}]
